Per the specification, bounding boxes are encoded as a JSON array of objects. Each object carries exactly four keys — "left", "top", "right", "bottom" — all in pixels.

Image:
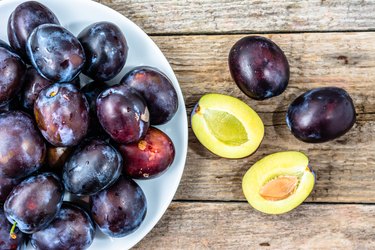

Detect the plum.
[
  {"left": 4, "top": 173, "right": 64, "bottom": 234},
  {"left": 34, "top": 83, "right": 89, "bottom": 147},
  {"left": 0, "top": 111, "right": 46, "bottom": 179},
  {"left": 118, "top": 127, "right": 175, "bottom": 179},
  {"left": 0, "top": 176, "right": 20, "bottom": 203},
  {"left": 0, "top": 206, "right": 25, "bottom": 250},
  {"left": 191, "top": 93, "right": 264, "bottom": 158},
  {"left": 78, "top": 21, "right": 128, "bottom": 81},
  {"left": 120, "top": 66, "right": 178, "bottom": 125},
  {"left": 229, "top": 36, "right": 289, "bottom": 100},
  {"left": 242, "top": 151, "right": 315, "bottom": 214},
  {"left": 286, "top": 87, "right": 356, "bottom": 143},
  {"left": 0, "top": 40, "right": 26, "bottom": 106},
  {"left": 7, "top": 1, "right": 59, "bottom": 59},
  {"left": 96, "top": 84, "right": 150, "bottom": 144},
  {"left": 90, "top": 175, "right": 147, "bottom": 237},
  {"left": 21, "top": 67, "right": 52, "bottom": 110},
  {"left": 30, "top": 203, "right": 95, "bottom": 250},
  {"left": 63, "top": 139, "right": 122, "bottom": 196},
  {"left": 26, "top": 24, "right": 85, "bottom": 83}
]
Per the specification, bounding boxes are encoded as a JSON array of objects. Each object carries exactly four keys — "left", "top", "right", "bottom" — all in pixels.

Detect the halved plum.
[
  {"left": 242, "top": 151, "right": 315, "bottom": 214},
  {"left": 191, "top": 93, "right": 264, "bottom": 158}
]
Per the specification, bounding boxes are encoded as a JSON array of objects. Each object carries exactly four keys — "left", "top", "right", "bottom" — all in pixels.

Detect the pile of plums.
[
  {"left": 228, "top": 36, "right": 356, "bottom": 142},
  {"left": 0, "top": 1, "right": 178, "bottom": 249}
]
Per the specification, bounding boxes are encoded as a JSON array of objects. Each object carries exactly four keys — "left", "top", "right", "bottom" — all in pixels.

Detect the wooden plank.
[
  {"left": 148, "top": 33, "right": 375, "bottom": 202},
  {"left": 151, "top": 32, "right": 375, "bottom": 114},
  {"left": 134, "top": 202, "right": 375, "bottom": 249},
  {"left": 97, "top": 0, "right": 375, "bottom": 34}
]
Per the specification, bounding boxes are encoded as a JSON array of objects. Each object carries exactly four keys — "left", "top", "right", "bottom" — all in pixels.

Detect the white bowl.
[{"left": 0, "top": 0, "right": 188, "bottom": 249}]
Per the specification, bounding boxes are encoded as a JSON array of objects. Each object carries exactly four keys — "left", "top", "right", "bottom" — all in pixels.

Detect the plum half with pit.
[
  {"left": 121, "top": 66, "right": 178, "bottom": 125},
  {"left": 78, "top": 21, "right": 128, "bottom": 81},
  {"left": 63, "top": 139, "right": 122, "bottom": 196},
  {"left": 0, "top": 40, "right": 26, "bottom": 106},
  {"left": 96, "top": 84, "right": 150, "bottom": 144},
  {"left": 286, "top": 87, "right": 356, "bottom": 143},
  {"left": 229, "top": 36, "right": 289, "bottom": 100},
  {"left": 118, "top": 127, "right": 175, "bottom": 179},
  {"left": 90, "top": 175, "right": 147, "bottom": 237},
  {"left": 7, "top": 1, "right": 60, "bottom": 59},
  {"left": 30, "top": 202, "right": 95, "bottom": 250},
  {"left": 34, "top": 83, "right": 89, "bottom": 147},
  {"left": 26, "top": 24, "right": 85, "bottom": 83},
  {"left": 0, "top": 111, "right": 46, "bottom": 179},
  {"left": 4, "top": 173, "right": 64, "bottom": 234},
  {"left": 242, "top": 151, "right": 315, "bottom": 214}
]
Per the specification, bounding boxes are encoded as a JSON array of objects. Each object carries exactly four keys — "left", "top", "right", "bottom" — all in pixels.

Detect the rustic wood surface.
[{"left": 93, "top": 0, "right": 375, "bottom": 249}]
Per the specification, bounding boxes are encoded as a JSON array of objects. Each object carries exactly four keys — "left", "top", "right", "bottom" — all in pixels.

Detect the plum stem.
[{"left": 9, "top": 222, "right": 17, "bottom": 240}]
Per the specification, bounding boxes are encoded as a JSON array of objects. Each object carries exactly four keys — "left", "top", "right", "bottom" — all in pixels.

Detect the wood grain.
[
  {"left": 147, "top": 33, "right": 375, "bottom": 202},
  {"left": 135, "top": 202, "right": 375, "bottom": 249},
  {"left": 97, "top": 0, "right": 375, "bottom": 34}
]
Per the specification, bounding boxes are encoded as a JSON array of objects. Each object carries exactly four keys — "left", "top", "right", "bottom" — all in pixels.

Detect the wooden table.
[{"left": 100, "top": 1, "right": 375, "bottom": 249}]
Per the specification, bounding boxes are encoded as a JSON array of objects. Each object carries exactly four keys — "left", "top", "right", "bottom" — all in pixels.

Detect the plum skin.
[
  {"left": 118, "top": 127, "right": 175, "bottom": 179},
  {"left": 229, "top": 36, "right": 289, "bottom": 100},
  {"left": 286, "top": 87, "right": 356, "bottom": 143},
  {"left": 0, "top": 206, "right": 25, "bottom": 250}
]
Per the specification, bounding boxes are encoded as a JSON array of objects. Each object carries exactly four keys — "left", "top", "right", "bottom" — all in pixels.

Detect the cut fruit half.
[
  {"left": 242, "top": 151, "right": 315, "bottom": 214},
  {"left": 191, "top": 93, "right": 264, "bottom": 158}
]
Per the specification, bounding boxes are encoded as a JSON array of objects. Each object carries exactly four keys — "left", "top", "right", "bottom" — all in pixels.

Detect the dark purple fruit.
[
  {"left": 26, "top": 24, "right": 85, "bottom": 83},
  {"left": 22, "top": 67, "right": 52, "bottom": 110},
  {"left": 0, "top": 111, "right": 46, "bottom": 179},
  {"left": 229, "top": 36, "right": 289, "bottom": 100},
  {"left": 121, "top": 66, "right": 178, "bottom": 125},
  {"left": 0, "top": 40, "right": 26, "bottom": 106},
  {"left": 91, "top": 176, "right": 147, "bottom": 237},
  {"left": 0, "top": 177, "right": 20, "bottom": 203},
  {"left": 96, "top": 84, "right": 150, "bottom": 144},
  {"left": 34, "top": 83, "right": 89, "bottom": 147},
  {"left": 81, "top": 81, "right": 108, "bottom": 136},
  {"left": 0, "top": 206, "right": 25, "bottom": 250},
  {"left": 118, "top": 127, "right": 175, "bottom": 179},
  {"left": 4, "top": 173, "right": 64, "bottom": 234},
  {"left": 78, "top": 21, "right": 128, "bottom": 81},
  {"left": 63, "top": 139, "right": 122, "bottom": 196},
  {"left": 30, "top": 202, "right": 95, "bottom": 250},
  {"left": 46, "top": 146, "right": 73, "bottom": 174},
  {"left": 7, "top": 1, "right": 59, "bottom": 59},
  {"left": 286, "top": 87, "right": 356, "bottom": 143}
]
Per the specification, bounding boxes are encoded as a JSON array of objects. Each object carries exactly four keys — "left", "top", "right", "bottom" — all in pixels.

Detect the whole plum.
[
  {"left": 118, "top": 127, "right": 175, "bottom": 179},
  {"left": 286, "top": 87, "right": 356, "bottom": 143},
  {"left": 30, "top": 203, "right": 95, "bottom": 250},
  {"left": 90, "top": 175, "right": 147, "bottom": 237},
  {"left": 78, "top": 21, "right": 128, "bottom": 81},
  {"left": 4, "top": 173, "right": 64, "bottom": 234},
  {"left": 26, "top": 24, "right": 85, "bottom": 83},
  {"left": 96, "top": 84, "right": 150, "bottom": 144},
  {"left": 7, "top": 1, "right": 59, "bottom": 59},
  {"left": 0, "top": 40, "right": 26, "bottom": 106},
  {"left": 121, "top": 66, "right": 178, "bottom": 125},
  {"left": 0, "top": 111, "right": 46, "bottom": 179},
  {"left": 34, "top": 83, "right": 89, "bottom": 147},
  {"left": 229, "top": 36, "right": 289, "bottom": 100}
]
